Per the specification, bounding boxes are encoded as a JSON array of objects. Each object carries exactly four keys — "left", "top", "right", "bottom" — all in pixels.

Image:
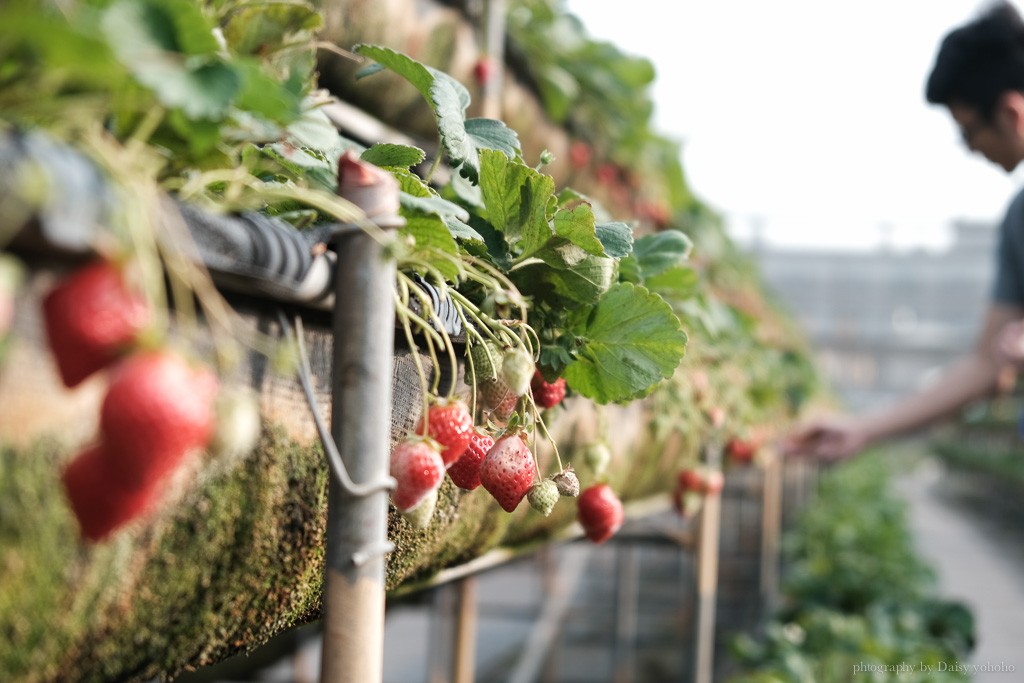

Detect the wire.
[{"left": 277, "top": 309, "right": 397, "bottom": 498}]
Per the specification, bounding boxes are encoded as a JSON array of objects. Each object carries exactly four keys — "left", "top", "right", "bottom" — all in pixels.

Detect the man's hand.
[
  {"left": 993, "top": 319, "right": 1024, "bottom": 367},
  {"left": 781, "top": 415, "right": 870, "bottom": 462}
]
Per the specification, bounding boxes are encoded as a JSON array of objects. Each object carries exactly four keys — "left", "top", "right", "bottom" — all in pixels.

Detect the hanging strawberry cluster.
[{"left": 42, "top": 259, "right": 222, "bottom": 541}]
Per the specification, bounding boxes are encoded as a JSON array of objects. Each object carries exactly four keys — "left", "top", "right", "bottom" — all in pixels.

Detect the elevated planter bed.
[{"left": 1, "top": 252, "right": 705, "bottom": 682}]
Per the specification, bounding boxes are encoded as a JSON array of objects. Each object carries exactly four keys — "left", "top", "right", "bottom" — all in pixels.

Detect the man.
[{"left": 785, "top": 1, "right": 1024, "bottom": 461}]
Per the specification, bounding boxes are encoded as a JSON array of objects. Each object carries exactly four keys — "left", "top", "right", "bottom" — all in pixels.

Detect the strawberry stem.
[
  {"left": 394, "top": 278, "right": 431, "bottom": 435},
  {"left": 531, "top": 395, "right": 563, "bottom": 473}
]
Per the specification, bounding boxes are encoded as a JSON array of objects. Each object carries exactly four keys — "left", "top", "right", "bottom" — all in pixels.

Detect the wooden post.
[
  {"left": 452, "top": 577, "right": 478, "bottom": 683},
  {"left": 321, "top": 228, "right": 396, "bottom": 683},
  {"left": 693, "top": 491, "right": 722, "bottom": 683},
  {"left": 760, "top": 451, "right": 783, "bottom": 615},
  {"left": 480, "top": 0, "right": 507, "bottom": 120},
  {"left": 612, "top": 545, "right": 639, "bottom": 683}
]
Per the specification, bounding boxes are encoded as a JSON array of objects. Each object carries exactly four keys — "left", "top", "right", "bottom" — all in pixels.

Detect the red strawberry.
[
  {"left": 100, "top": 350, "right": 218, "bottom": 489},
  {"left": 531, "top": 370, "right": 566, "bottom": 409},
  {"left": 577, "top": 483, "right": 624, "bottom": 543},
  {"left": 390, "top": 439, "right": 445, "bottom": 512},
  {"left": 62, "top": 444, "right": 160, "bottom": 542},
  {"left": 479, "top": 377, "right": 518, "bottom": 418},
  {"left": 479, "top": 433, "right": 535, "bottom": 512},
  {"left": 42, "top": 259, "right": 150, "bottom": 387},
  {"left": 569, "top": 141, "right": 592, "bottom": 170},
  {"left": 677, "top": 468, "right": 704, "bottom": 493},
  {"left": 447, "top": 428, "right": 494, "bottom": 490},
  {"left": 416, "top": 399, "right": 473, "bottom": 467},
  {"left": 473, "top": 56, "right": 493, "bottom": 85},
  {"left": 596, "top": 163, "right": 619, "bottom": 186},
  {"left": 672, "top": 467, "right": 723, "bottom": 516},
  {"left": 727, "top": 437, "right": 757, "bottom": 464}
]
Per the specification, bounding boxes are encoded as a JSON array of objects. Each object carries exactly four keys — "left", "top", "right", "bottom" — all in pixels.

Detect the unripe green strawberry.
[
  {"left": 469, "top": 340, "right": 503, "bottom": 383},
  {"left": 0, "top": 254, "right": 24, "bottom": 342},
  {"left": 582, "top": 442, "right": 611, "bottom": 477},
  {"left": 501, "top": 347, "right": 534, "bottom": 396},
  {"left": 401, "top": 487, "right": 438, "bottom": 529},
  {"left": 209, "top": 387, "right": 261, "bottom": 462},
  {"left": 527, "top": 480, "right": 559, "bottom": 517},
  {"left": 479, "top": 432, "right": 535, "bottom": 512},
  {"left": 673, "top": 489, "right": 705, "bottom": 518}
]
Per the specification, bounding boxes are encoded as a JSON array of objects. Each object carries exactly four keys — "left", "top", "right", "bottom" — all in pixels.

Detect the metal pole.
[{"left": 321, "top": 228, "right": 396, "bottom": 683}]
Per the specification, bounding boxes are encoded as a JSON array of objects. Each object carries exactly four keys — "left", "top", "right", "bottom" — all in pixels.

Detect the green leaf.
[
  {"left": 391, "top": 169, "right": 482, "bottom": 245},
  {"left": 552, "top": 203, "right": 604, "bottom": 257},
  {"left": 595, "top": 221, "right": 634, "bottom": 258},
  {"left": 353, "top": 45, "right": 520, "bottom": 182},
  {"left": 234, "top": 60, "right": 302, "bottom": 123},
  {"left": 361, "top": 143, "right": 426, "bottom": 170},
  {"left": 564, "top": 282, "right": 687, "bottom": 403},
  {"left": 464, "top": 118, "right": 521, "bottom": 162},
  {"left": 400, "top": 214, "right": 461, "bottom": 282},
  {"left": 284, "top": 103, "right": 347, "bottom": 160},
  {"left": 479, "top": 149, "right": 555, "bottom": 255},
  {"left": 220, "top": 1, "right": 322, "bottom": 56},
  {"left": 102, "top": 0, "right": 240, "bottom": 119},
  {"left": 104, "top": 0, "right": 220, "bottom": 57},
  {"left": 644, "top": 266, "right": 699, "bottom": 302},
  {"left": 628, "top": 230, "right": 693, "bottom": 278},
  {"left": 263, "top": 142, "right": 336, "bottom": 191},
  {"left": 517, "top": 252, "right": 615, "bottom": 305},
  {"left": 159, "top": 61, "right": 242, "bottom": 120}
]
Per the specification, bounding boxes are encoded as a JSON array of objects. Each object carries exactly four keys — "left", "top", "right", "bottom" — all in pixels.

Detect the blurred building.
[{"left": 745, "top": 220, "right": 997, "bottom": 410}]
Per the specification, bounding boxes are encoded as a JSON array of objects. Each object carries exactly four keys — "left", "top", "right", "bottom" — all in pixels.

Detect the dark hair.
[{"left": 925, "top": 1, "right": 1024, "bottom": 119}]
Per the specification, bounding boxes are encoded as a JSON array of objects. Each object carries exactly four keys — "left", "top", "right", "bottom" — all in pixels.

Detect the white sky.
[{"left": 564, "top": 0, "right": 1024, "bottom": 250}]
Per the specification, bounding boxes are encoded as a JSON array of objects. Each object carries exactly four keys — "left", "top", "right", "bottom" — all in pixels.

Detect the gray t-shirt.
[{"left": 992, "top": 187, "right": 1024, "bottom": 307}]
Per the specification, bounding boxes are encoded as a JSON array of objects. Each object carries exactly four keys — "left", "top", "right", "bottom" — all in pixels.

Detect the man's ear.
[{"left": 999, "top": 91, "right": 1024, "bottom": 132}]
